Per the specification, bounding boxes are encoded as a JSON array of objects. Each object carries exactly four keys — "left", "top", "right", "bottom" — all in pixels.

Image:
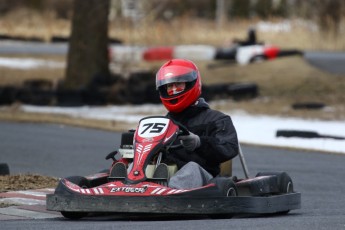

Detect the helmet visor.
[{"left": 156, "top": 71, "right": 198, "bottom": 89}]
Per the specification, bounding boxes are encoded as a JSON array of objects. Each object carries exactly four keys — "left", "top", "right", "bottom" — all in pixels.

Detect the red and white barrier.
[
  {"left": 109, "top": 45, "right": 217, "bottom": 63},
  {"left": 109, "top": 44, "right": 283, "bottom": 65}
]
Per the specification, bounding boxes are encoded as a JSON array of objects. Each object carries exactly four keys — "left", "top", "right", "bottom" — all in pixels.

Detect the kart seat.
[
  {"left": 220, "top": 160, "right": 232, "bottom": 177},
  {"left": 145, "top": 164, "right": 178, "bottom": 179},
  {"left": 145, "top": 160, "right": 232, "bottom": 179}
]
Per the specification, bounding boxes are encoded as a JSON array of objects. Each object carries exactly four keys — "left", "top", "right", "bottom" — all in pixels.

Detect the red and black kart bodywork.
[{"left": 46, "top": 116, "right": 301, "bottom": 219}]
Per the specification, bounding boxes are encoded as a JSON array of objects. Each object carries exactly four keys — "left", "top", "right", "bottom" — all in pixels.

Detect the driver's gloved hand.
[{"left": 179, "top": 131, "right": 200, "bottom": 151}]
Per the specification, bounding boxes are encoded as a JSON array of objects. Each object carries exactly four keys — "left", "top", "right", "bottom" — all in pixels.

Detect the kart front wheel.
[{"left": 60, "top": 176, "right": 90, "bottom": 220}]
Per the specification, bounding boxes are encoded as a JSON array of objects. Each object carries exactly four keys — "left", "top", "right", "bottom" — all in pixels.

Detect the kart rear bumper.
[{"left": 46, "top": 192, "right": 301, "bottom": 215}]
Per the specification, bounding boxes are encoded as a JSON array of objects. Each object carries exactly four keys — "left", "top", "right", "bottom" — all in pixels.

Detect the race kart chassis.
[{"left": 46, "top": 116, "right": 301, "bottom": 218}]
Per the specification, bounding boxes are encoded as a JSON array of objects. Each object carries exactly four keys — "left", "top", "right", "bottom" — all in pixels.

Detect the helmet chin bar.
[{"left": 168, "top": 98, "right": 178, "bottom": 105}]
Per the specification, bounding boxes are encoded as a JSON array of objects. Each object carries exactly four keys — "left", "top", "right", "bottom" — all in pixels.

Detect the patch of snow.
[
  {"left": 20, "top": 104, "right": 345, "bottom": 154},
  {"left": 0, "top": 57, "right": 64, "bottom": 69}
]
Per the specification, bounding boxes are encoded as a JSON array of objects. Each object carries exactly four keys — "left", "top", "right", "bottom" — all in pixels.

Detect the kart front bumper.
[{"left": 46, "top": 192, "right": 301, "bottom": 215}]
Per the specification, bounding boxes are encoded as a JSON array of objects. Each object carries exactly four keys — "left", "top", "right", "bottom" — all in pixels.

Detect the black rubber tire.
[
  {"left": 0, "top": 163, "right": 10, "bottom": 175},
  {"left": 292, "top": 102, "right": 325, "bottom": 110},
  {"left": 255, "top": 172, "right": 294, "bottom": 215},
  {"left": 227, "top": 83, "right": 258, "bottom": 100},
  {"left": 0, "top": 86, "right": 17, "bottom": 105},
  {"left": 60, "top": 211, "right": 88, "bottom": 220},
  {"left": 276, "top": 130, "right": 320, "bottom": 138},
  {"left": 60, "top": 176, "right": 90, "bottom": 220},
  {"left": 208, "top": 177, "right": 237, "bottom": 219},
  {"left": 255, "top": 172, "right": 294, "bottom": 194},
  {"left": 209, "top": 177, "right": 238, "bottom": 197}
]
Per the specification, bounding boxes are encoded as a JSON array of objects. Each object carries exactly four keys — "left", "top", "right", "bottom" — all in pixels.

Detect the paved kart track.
[{"left": 0, "top": 121, "right": 345, "bottom": 229}]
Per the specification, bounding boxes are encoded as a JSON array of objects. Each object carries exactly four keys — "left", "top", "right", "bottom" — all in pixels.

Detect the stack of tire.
[
  {"left": 0, "top": 80, "right": 55, "bottom": 106},
  {"left": 0, "top": 163, "right": 9, "bottom": 175}
]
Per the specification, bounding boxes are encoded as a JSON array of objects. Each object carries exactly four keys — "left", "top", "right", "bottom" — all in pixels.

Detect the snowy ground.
[
  {"left": 0, "top": 57, "right": 64, "bottom": 69},
  {"left": 20, "top": 103, "right": 345, "bottom": 155}
]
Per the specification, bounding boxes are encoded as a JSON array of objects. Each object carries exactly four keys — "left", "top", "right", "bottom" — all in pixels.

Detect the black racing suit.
[{"left": 165, "top": 98, "right": 239, "bottom": 177}]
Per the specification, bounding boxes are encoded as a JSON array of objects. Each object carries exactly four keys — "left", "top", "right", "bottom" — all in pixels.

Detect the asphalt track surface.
[{"left": 1, "top": 121, "right": 345, "bottom": 229}]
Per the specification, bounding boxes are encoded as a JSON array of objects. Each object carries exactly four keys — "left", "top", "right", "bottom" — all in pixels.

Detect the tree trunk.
[{"left": 65, "top": 0, "right": 110, "bottom": 89}]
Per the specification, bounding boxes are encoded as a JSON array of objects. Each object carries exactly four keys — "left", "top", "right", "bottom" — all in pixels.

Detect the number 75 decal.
[
  {"left": 140, "top": 123, "right": 166, "bottom": 134},
  {"left": 137, "top": 118, "right": 170, "bottom": 138}
]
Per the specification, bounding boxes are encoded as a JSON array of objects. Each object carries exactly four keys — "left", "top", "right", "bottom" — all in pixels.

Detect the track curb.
[{"left": 0, "top": 188, "right": 61, "bottom": 220}]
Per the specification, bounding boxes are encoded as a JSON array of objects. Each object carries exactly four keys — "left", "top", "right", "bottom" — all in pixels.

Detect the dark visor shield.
[{"left": 156, "top": 71, "right": 198, "bottom": 89}]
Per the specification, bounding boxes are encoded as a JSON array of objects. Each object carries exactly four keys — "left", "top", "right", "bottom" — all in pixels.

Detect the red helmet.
[{"left": 156, "top": 59, "right": 202, "bottom": 113}]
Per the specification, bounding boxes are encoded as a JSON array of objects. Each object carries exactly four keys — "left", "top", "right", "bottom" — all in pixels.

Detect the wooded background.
[{"left": 1, "top": 0, "right": 344, "bottom": 35}]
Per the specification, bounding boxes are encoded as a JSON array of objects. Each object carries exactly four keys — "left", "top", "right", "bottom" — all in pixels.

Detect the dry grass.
[
  {"left": 0, "top": 174, "right": 58, "bottom": 206},
  {"left": 0, "top": 174, "right": 58, "bottom": 193},
  {"left": 0, "top": 8, "right": 344, "bottom": 50}
]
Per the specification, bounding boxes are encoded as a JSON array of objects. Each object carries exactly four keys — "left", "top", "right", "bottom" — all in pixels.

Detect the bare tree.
[
  {"left": 65, "top": 0, "right": 110, "bottom": 89},
  {"left": 316, "top": 0, "right": 344, "bottom": 36}
]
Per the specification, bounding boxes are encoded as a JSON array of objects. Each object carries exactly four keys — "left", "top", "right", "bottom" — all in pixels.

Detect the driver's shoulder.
[{"left": 199, "top": 108, "right": 229, "bottom": 123}]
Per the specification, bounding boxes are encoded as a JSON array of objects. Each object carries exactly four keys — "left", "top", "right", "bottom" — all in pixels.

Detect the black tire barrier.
[
  {"left": 125, "top": 71, "right": 159, "bottom": 104},
  {"left": 0, "top": 34, "right": 44, "bottom": 42},
  {"left": 82, "top": 88, "right": 108, "bottom": 106},
  {"left": 291, "top": 102, "right": 325, "bottom": 110},
  {"left": 1, "top": 76, "right": 256, "bottom": 106},
  {"left": 50, "top": 36, "right": 69, "bottom": 43},
  {"left": 203, "top": 82, "right": 258, "bottom": 101},
  {"left": 16, "top": 88, "right": 55, "bottom": 106},
  {"left": 227, "top": 83, "right": 258, "bottom": 100},
  {"left": 56, "top": 89, "right": 84, "bottom": 107},
  {"left": 23, "top": 79, "right": 54, "bottom": 91},
  {"left": 0, "top": 163, "right": 10, "bottom": 175},
  {"left": 214, "top": 47, "right": 237, "bottom": 60},
  {"left": 276, "top": 130, "right": 345, "bottom": 140},
  {"left": 277, "top": 49, "right": 304, "bottom": 57},
  {"left": 202, "top": 84, "right": 228, "bottom": 100},
  {"left": 0, "top": 86, "right": 18, "bottom": 105}
]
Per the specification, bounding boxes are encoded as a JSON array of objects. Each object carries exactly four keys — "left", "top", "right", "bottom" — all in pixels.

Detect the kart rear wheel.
[
  {"left": 255, "top": 172, "right": 293, "bottom": 194},
  {"left": 61, "top": 211, "right": 88, "bottom": 220},
  {"left": 209, "top": 177, "right": 238, "bottom": 197},
  {"left": 256, "top": 172, "right": 293, "bottom": 214},
  {"left": 60, "top": 176, "right": 90, "bottom": 220},
  {"left": 208, "top": 177, "right": 237, "bottom": 219}
]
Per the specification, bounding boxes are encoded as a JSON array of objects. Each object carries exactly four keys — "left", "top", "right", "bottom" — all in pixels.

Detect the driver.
[{"left": 155, "top": 59, "right": 239, "bottom": 189}]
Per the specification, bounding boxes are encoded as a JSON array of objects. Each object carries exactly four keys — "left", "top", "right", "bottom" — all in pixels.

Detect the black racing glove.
[{"left": 178, "top": 131, "right": 201, "bottom": 151}]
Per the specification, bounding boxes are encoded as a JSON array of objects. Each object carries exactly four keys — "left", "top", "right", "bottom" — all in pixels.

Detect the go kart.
[{"left": 46, "top": 116, "right": 301, "bottom": 219}]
